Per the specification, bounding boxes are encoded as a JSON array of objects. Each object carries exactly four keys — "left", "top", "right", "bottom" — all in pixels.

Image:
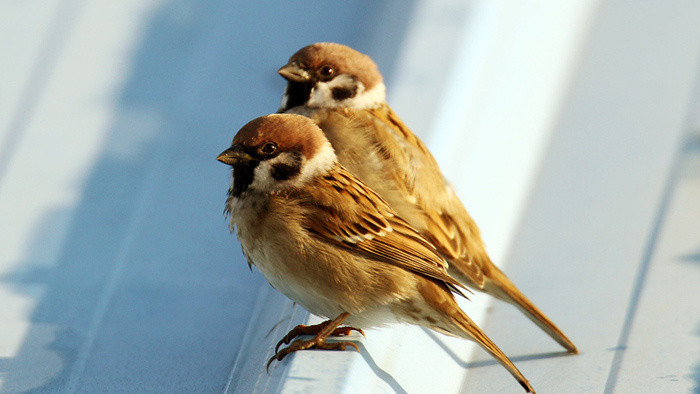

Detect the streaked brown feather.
[
  {"left": 290, "top": 165, "right": 469, "bottom": 296},
  {"left": 298, "top": 104, "right": 489, "bottom": 287}
]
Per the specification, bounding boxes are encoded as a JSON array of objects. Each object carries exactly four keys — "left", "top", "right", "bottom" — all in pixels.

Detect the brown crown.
[
  {"left": 232, "top": 114, "right": 327, "bottom": 160},
  {"left": 287, "top": 42, "right": 383, "bottom": 90}
]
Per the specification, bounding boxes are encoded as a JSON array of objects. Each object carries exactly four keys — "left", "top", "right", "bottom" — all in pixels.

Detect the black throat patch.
[
  {"left": 230, "top": 162, "right": 258, "bottom": 197},
  {"left": 282, "top": 82, "right": 313, "bottom": 111}
]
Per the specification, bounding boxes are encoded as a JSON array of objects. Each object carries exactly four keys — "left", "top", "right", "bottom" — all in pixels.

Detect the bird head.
[
  {"left": 217, "top": 114, "right": 337, "bottom": 196},
  {"left": 277, "top": 42, "right": 385, "bottom": 112}
]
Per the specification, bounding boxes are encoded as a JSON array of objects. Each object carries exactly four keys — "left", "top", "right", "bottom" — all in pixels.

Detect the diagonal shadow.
[
  {"left": 356, "top": 342, "right": 409, "bottom": 394},
  {"left": 678, "top": 249, "right": 700, "bottom": 264}
]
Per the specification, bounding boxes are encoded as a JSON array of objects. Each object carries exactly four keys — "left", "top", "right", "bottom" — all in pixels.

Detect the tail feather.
[
  {"left": 487, "top": 266, "right": 578, "bottom": 353},
  {"left": 452, "top": 309, "right": 536, "bottom": 393},
  {"left": 418, "top": 279, "right": 535, "bottom": 392}
]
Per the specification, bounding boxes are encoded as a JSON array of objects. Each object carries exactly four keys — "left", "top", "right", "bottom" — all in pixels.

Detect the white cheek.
[
  {"left": 247, "top": 146, "right": 338, "bottom": 192},
  {"left": 347, "top": 82, "right": 385, "bottom": 109},
  {"left": 307, "top": 78, "right": 386, "bottom": 109},
  {"left": 248, "top": 152, "right": 305, "bottom": 192},
  {"left": 307, "top": 82, "right": 335, "bottom": 108},
  {"left": 297, "top": 142, "right": 337, "bottom": 183},
  {"left": 307, "top": 74, "right": 358, "bottom": 108},
  {"left": 250, "top": 161, "right": 276, "bottom": 191}
]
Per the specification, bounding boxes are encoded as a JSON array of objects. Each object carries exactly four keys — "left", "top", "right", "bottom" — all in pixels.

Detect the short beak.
[
  {"left": 278, "top": 63, "right": 311, "bottom": 83},
  {"left": 217, "top": 146, "right": 254, "bottom": 166}
]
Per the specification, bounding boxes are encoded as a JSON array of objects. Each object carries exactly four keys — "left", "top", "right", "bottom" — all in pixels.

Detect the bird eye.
[
  {"left": 260, "top": 142, "right": 278, "bottom": 155},
  {"left": 319, "top": 66, "right": 335, "bottom": 80}
]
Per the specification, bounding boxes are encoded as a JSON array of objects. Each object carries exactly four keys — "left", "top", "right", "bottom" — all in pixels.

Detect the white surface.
[
  {"left": 462, "top": 1, "right": 700, "bottom": 392},
  {"left": 1, "top": 0, "right": 699, "bottom": 393},
  {"left": 614, "top": 137, "right": 700, "bottom": 393}
]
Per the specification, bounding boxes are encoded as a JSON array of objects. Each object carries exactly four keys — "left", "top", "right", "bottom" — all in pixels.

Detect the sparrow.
[
  {"left": 217, "top": 114, "right": 534, "bottom": 393},
  {"left": 277, "top": 42, "right": 577, "bottom": 354}
]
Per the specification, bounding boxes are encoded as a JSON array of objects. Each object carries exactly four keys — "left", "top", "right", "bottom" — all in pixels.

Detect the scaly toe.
[
  {"left": 274, "top": 322, "right": 332, "bottom": 353},
  {"left": 275, "top": 324, "right": 309, "bottom": 353},
  {"left": 267, "top": 338, "right": 317, "bottom": 371},
  {"left": 267, "top": 338, "right": 360, "bottom": 372}
]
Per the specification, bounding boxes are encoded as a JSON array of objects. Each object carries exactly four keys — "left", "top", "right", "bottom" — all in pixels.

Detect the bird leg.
[{"left": 267, "top": 312, "right": 361, "bottom": 371}]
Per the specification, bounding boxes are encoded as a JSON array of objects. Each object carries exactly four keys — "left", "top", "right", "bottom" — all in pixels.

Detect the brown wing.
[
  {"left": 383, "top": 105, "right": 489, "bottom": 286},
  {"left": 295, "top": 165, "right": 468, "bottom": 296},
  {"left": 294, "top": 105, "right": 488, "bottom": 287}
]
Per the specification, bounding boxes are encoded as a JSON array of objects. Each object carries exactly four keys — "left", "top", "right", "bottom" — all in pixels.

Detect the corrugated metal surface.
[
  {"left": 462, "top": 1, "right": 700, "bottom": 392},
  {"left": 1, "top": 0, "right": 699, "bottom": 393}
]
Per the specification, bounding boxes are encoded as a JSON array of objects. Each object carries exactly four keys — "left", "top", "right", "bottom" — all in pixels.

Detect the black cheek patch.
[
  {"left": 271, "top": 151, "right": 302, "bottom": 181},
  {"left": 271, "top": 162, "right": 301, "bottom": 181},
  {"left": 331, "top": 85, "right": 357, "bottom": 101}
]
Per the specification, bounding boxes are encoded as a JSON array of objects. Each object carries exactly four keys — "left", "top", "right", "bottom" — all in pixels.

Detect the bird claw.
[
  {"left": 267, "top": 337, "right": 360, "bottom": 372},
  {"left": 333, "top": 326, "right": 365, "bottom": 338},
  {"left": 274, "top": 322, "right": 364, "bottom": 353},
  {"left": 266, "top": 312, "right": 360, "bottom": 372}
]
